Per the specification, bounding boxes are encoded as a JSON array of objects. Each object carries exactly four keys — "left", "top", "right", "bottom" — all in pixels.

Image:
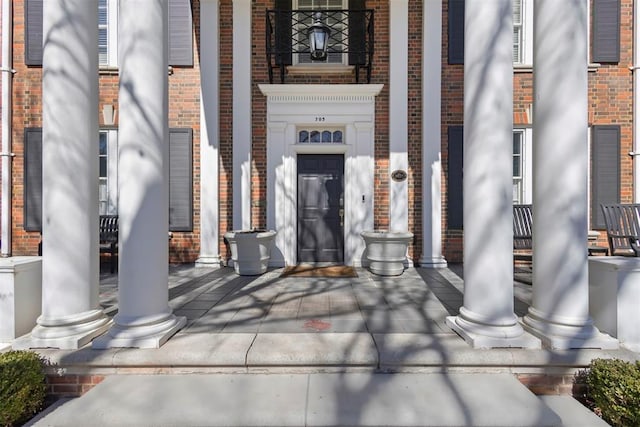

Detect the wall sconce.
[{"left": 308, "top": 12, "right": 331, "bottom": 61}]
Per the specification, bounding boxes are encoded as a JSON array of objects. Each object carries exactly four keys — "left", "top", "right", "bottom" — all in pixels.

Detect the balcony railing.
[{"left": 266, "top": 9, "right": 374, "bottom": 84}]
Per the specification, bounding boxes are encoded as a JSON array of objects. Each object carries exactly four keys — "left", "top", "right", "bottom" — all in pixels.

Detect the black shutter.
[
  {"left": 275, "top": 0, "right": 292, "bottom": 66},
  {"left": 25, "top": 0, "right": 43, "bottom": 66},
  {"left": 592, "top": 125, "right": 620, "bottom": 229},
  {"left": 592, "top": 0, "right": 620, "bottom": 63},
  {"left": 169, "top": 0, "right": 194, "bottom": 66},
  {"left": 448, "top": 0, "right": 464, "bottom": 65},
  {"left": 448, "top": 126, "right": 464, "bottom": 229},
  {"left": 348, "top": 0, "right": 366, "bottom": 65},
  {"left": 24, "top": 128, "right": 43, "bottom": 232},
  {"left": 169, "top": 128, "right": 193, "bottom": 232}
]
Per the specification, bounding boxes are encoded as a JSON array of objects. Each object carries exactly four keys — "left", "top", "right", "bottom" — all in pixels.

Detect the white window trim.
[
  {"left": 99, "top": 0, "right": 118, "bottom": 68},
  {"left": 521, "top": 0, "right": 533, "bottom": 65},
  {"left": 513, "top": 128, "right": 532, "bottom": 204},
  {"left": 99, "top": 129, "right": 118, "bottom": 215}
]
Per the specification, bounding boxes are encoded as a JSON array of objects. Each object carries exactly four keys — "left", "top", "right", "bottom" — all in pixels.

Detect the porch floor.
[
  {"left": 24, "top": 265, "right": 627, "bottom": 426},
  {"left": 34, "top": 264, "right": 636, "bottom": 374}
]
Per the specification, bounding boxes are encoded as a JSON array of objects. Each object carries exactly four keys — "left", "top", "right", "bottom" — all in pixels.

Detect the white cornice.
[{"left": 258, "top": 84, "right": 384, "bottom": 102}]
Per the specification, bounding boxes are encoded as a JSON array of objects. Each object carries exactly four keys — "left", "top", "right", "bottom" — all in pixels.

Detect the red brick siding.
[{"left": 6, "top": 0, "right": 637, "bottom": 264}]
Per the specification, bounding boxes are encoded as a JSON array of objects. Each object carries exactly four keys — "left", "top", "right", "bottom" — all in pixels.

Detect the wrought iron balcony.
[{"left": 266, "top": 9, "right": 374, "bottom": 84}]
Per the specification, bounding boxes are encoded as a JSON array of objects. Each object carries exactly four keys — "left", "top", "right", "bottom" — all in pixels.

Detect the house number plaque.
[{"left": 391, "top": 170, "right": 407, "bottom": 182}]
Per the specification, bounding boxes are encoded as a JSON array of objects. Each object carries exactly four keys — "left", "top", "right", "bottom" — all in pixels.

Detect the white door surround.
[{"left": 258, "top": 84, "right": 384, "bottom": 267}]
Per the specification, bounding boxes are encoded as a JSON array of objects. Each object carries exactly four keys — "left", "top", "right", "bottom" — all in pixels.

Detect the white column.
[
  {"left": 16, "top": 0, "right": 111, "bottom": 349},
  {"left": 196, "top": 0, "right": 221, "bottom": 267},
  {"left": 94, "top": 0, "right": 185, "bottom": 349},
  {"left": 1, "top": 0, "right": 13, "bottom": 257},
  {"left": 523, "top": 0, "right": 617, "bottom": 349},
  {"left": 232, "top": 0, "right": 252, "bottom": 231},
  {"left": 389, "top": 0, "right": 409, "bottom": 233},
  {"left": 419, "top": 0, "right": 447, "bottom": 268},
  {"left": 446, "top": 0, "right": 539, "bottom": 349}
]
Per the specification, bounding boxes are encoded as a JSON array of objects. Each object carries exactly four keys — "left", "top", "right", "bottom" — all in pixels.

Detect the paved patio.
[
  {"left": 26, "top": 265, "right": 623, "bottom": 426},
  {"left": 28, "top": 263, "right": 635, "bottom": 374}
]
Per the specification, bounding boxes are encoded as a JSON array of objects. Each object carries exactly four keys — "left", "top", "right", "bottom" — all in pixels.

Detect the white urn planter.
[
  {"left": 224, "top": 229, "right": 277, "bottom": 275},
  {"left": 361, "top": 230, "right": 413, "bottom": 276}
]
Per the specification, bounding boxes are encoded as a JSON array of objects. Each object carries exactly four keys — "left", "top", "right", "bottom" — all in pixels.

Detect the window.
[
  {"left": 512, "top": 0, "right": 523, "bottom": 63},
  {"left": 513, "top": 129, "right": 532, "bottom": 204},
  {"left": 98, "top": 0, "right": 118, "bottom": 67},
  {"left": 298, "top": 128, "right": 344, "bottom": 144},
  {"left": 294, "top": 0, "right": 347, "bottom": 65},
  {"left": 99, "top": 130, "right": 118, "bottom": 215},
  {"left": 513, "top": 0, "right": 533, "bottom": 65},
  {"left": 513, "top": 130, "right": 524, "bottom": 203}
]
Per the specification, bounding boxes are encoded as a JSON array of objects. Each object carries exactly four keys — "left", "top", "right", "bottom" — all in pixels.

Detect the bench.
[
  {"left": 513, "top": 204, "right": 533, "bottom": 262},
  {"left": 100, "top": 215, "right": 118, "bottom": 273},
  {"left": 513, "top": 204, "right": 608, "bottom": 261},
  {"left": 601, "top": 204, "right": 640, "bottom": 257}
]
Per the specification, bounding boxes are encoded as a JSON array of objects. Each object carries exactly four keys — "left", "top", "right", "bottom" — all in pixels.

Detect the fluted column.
[
  {"left": 522, "top": 0, "right": 617, "bottom": 349},
  {"left": 15, "top": 0, "right": 111, "bottom": 349},
  {"left": 196, "top": 0, "right": 222, "bottom": 267},
  {"left": 446, "top": 0, "right": 539, "bottom": 348},
  {"left": 93, "top": 0, "right": 185, "bottom": 349},
  {"left": 419, "top": 0, "right": 447, "bottom": 268}
]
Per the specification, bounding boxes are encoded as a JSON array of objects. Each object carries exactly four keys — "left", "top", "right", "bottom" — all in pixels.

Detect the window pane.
[
  {"left": 333, "top": 131, "right": 342, "bottom": 143},
  {"left": 322, "top": 131, "right": 332, "bottom": 143},
  {"left": 513, "top": 132, "right": 521, "bottom": 154},
  {"left": 299, "top": 130, "right": 309, "bottom": 143},
  {"left": 99, "top": 157, "right": 107, "bottom": 178},
  {"left": 99, "top": 133, "right": 107, "bottom": 155},
  {"left": 310, "top": 130, "right": 320, "bottom": 143}
]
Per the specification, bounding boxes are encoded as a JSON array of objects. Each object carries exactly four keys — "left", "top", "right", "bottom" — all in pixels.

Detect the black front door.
[{"left": 297, "top": 154, "right": 344, "bottom": 263}]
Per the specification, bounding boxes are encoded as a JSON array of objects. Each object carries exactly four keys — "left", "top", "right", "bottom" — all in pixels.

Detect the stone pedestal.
[
  {"left": 0, "top": 257, "right": 41, "bottom": 343},
  {"left": 589, "top": 257, "right": 640, "bottom": 351}
]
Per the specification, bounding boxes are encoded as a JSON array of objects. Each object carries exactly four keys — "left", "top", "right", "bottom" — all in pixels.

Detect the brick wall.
[{"left": 6, "top": 0, "right": 637, "bottom": 264}]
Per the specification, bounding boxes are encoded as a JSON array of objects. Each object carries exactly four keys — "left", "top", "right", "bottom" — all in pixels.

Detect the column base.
[
  {"left": 418, "top": 256, "right": 448, "bottom": 268},
  {"left": 195, "top": 255, "right": 222, "bottom": 268},
  {"left": 522, "top": 308, "right": 619, "bottom": 350},
  {"left": 446, "top": 312, "right": 541, "bottom": 349},
  {"left": 92, "top": 313, "right": 186, "bottom": 349},
  {"left": 13, "top": 309, "right": 112, "bottom": 350}
]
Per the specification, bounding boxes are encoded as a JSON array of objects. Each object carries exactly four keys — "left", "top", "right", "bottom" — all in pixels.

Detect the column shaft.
[
  {"left": 93, "top": 0, "right": 185, "bottom": 349},
  {"left": 420, "top": 0, "right": 447, "bottom": 268},
  {"left": 196, "top": 0, "right": 221, "bottom": 267},
  {"left": 16, "top": 0, "right": 111, "bottom": 350},
  {"left": 446, "top": 0, "right": 538, "bottom": 348},
  {"left": 389, "top": 0, "right": 409, "bottom": 233},
  {"left": 523, "top": 0, "right": 616, "bottom": 349},
  {"left": 232, "top": 0, "right": 252, "bottom": 231}
]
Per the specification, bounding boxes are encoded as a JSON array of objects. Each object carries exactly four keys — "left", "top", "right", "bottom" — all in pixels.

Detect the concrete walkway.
[
  {"left": 15, "top": 265, "right": 629, "bottom": 426},
  {"left": 29, "top": 373, "right": 610, "bottom": 426}
]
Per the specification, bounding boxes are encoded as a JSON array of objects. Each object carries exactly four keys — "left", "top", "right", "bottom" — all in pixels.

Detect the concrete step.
[{"left": 29, "top": 372, "right": 609, "bottom": 427}]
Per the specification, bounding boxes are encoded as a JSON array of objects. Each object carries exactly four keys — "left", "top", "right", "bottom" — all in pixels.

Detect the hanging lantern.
[{"left": 308, "top": 12, "right": 331, "bottom": 61}]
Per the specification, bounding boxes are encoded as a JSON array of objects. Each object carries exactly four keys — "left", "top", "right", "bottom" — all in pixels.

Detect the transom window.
[
  {"left": 294, "top": 0, "right": 347, "bottom": 65},
  {"left": 298, "top": 128, "right": 344, "bottom": 144}
]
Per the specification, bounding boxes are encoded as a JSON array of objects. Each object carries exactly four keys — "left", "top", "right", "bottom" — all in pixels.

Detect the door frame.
[{"left": 260, "top": 84, "right": 383, "bottom": 267}]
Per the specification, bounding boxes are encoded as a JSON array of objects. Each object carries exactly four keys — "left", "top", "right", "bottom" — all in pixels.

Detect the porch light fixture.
[{"left": 308, "top": 12, "right": 331, "bottom": 61}]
